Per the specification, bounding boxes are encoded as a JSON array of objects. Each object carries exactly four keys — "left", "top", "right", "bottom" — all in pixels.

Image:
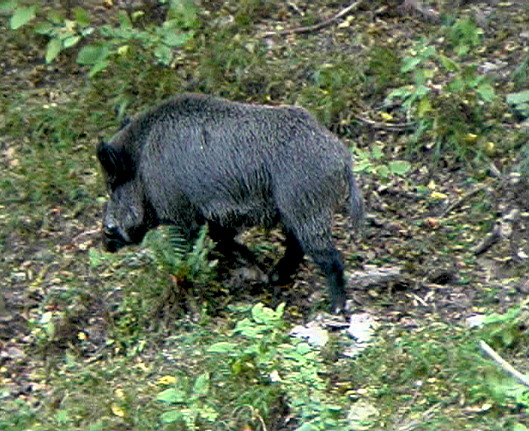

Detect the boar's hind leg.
[
  {"left": 287, "top": 218, "right": 346, "bottom": 313},
  {"left": 269, "top": 230, "right": 304, "bottom": 284},
  {"left": 311, "top": 248, "right": 346, "bottom": 312},
  {"left": 208, "top": 223, "right": 258, "bottom": 265}
]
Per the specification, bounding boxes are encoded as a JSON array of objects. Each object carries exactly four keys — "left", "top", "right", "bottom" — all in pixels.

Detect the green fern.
[{"left": 144, "top": 225, "right": 216, "bottom": 285}]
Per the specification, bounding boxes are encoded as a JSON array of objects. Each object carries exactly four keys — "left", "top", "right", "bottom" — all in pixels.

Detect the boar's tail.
[{"left": 347, "top": 166, "right": 364, "bottom": 231}]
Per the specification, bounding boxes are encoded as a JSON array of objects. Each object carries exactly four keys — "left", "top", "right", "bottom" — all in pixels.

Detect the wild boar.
[{"left": 97, "top": 94, "right": 363, "bottom": 311}]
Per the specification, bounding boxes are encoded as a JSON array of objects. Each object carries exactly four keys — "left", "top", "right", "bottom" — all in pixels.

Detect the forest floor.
[{"left": 1, "top": 0, "right": 529, "bottom": 430}]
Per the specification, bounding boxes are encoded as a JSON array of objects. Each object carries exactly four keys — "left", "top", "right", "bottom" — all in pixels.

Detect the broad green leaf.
[
  {"left": 45, "top": 37, "right": 62, "bottom": 63},
  {"left": 388, "top": 161, "right": 412, "bottom": 175},
  {"left": 0, "top": 0, "right": 17, "bottom": 11},
  {"left": 10, "top": 5, "right": 35, "bottom": 29},
  {"left": 192, "top": 373, "right": 209, "bottom": 397},
  {"left": 156, "top": 388, "right": 186, "bottom": 403},
  {"left": 354, "top": 160, "right": 373, "bottom": 173},
  {"left": 34, "top": 21, "right": 53, "bottom": 35},
  {"left": 48, "top": 9, "right": 63, "bottom": 24},
  {"left": 154, "top": 44, "right": 173, "bottom": 65},
  {"left": 74, "top": 7, "right": 90, "bottom": 27},
  {"left": 163, "top": 30, "right": 193, "bottom": 47},
  {"left": 251, "top": 302, "right": 283, "bottom": 324},
  {"left": 422, "top": 45, "right": 436, "bottom": 58},
  {"left": 160, "top": 410, "right": 182, "bottom": 424},
  {"left": 63, "top": 35, "right": 81, "bottom": 49},
  {"left": 118, "top": 10, "right": 132, "bottom": 29},
  {"left": 438, "top": 54, "right": 459, "bottom": 72},
  {"left": 416, "top": 85, "right": 430, "bottom": 97},
  {"left": 207, "top": 342, "right": 238, "bottom": 353},
  {"left": 477, "top": 83, "right": 495, "bottom": 102},
  {"left": 506, "top": 90, "right": 529, "bottom": 105},
  {"left": 56, "top": 409, "right": 69, "bottom": 423},
  {"left": 89, "top": 248, "right": 100, "bottom": 268},
  {"left": 387, "top": 86, "right": 413, "bottom": 100},
  {"left": 77, "top": 45, "right": 108, "bottom": 65},
  {"left": 401, "top": 56, "right": 421, "bottom": 73},
  {"left": 417, "top": 97, "right": 432, "bottom": 117},
  {"left": 377, "top": 165, "right": 390, "bottom": 178},
  {"left": 371, "top": 145, "right": 383, "bottom": 160},
  {"left": 89, "top": 60, "right": 109, "bottom": 77}
]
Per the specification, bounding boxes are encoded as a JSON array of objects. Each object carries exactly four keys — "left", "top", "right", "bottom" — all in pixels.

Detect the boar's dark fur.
[{"left": 97, "top": 94, "right": 363, "bottom": 311}]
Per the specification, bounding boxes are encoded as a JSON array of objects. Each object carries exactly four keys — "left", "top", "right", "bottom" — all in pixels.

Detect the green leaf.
[
  {"left": 388, "top": 161, "right": 412, "bottom": 175},
  {"left": 63, "top": 35, "right": 81, "bottom": 49},
  {"left": 118, "top": 10, "right": 132, "bottom": 29},
  {"left": 477, "top": 83, "right": 495, "bottom": 102},
  {"left": 377, "top": 165, "right": 390, "bottom": 178},
  {"left": 438, "top": 54, "right": 459, "bottom": 72},
  {"left": 506, "top": 90, "right": 529, "bottom": 106},
  {"left": 88, "top": 60, "right": 109, "bottom": 77},
  {"left": 156, "top": 388, "right": 186, "bottom": 404},
  {"left": 163, "top": 30, "right": 193, "bottom": 47},
  {"left": 74, "top": 7, "right": 90, "bottom": 27},
  {"left": 387, "top": 86, "right": 413, "bottom": 100},
  {"left": 422, "top": 45, "right": 436, "bottom": 58},
  {"left": 401, "top": 56, "right": 421, "bottom": 73},
  {"left": 77, "top": 45, "right": 108, "bottom": 65},
  {"left": 0, "top": 0, "right": 17, "bottom": 11},
  {"left": 251, "top": 302, "right": 283, "bottom": 325},
  {"left": 417, "top": 97, "right": 432, "bottom": 117},
  {"left": 45, "top": 37, "right": 62, "bottom": 63},
  {"left": 89, "top": 248, "right": 101, "bottom": 268},
  {"left": 192, "top": 373, "right": 209, "bottom": 397},
  {"left": 160, "top": 410, "right": 182, "bottom": 424},
  {"left": 48, "top": 9, "right": 63, "bottom": 24},
  {"left": 207, "top": 342, "right": 238, "bottom": 353},
  {"left": 10, "top": 5, "right": 36, "bottom": 29},
  {"left": 154, "top": 44, "right": 173, "bottom": 65},
  {"left": 371, "top": 145, "right": 383, "bottom": 160},
  {"left": 34, "top": 21, "right": 54, "bottom": 35}
]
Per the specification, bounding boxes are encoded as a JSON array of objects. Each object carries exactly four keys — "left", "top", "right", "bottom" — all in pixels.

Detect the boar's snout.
[{"left": 102, "top": 220, "right": 127, "bottom": 252}]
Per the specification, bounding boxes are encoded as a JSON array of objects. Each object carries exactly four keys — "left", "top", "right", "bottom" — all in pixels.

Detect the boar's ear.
[{"left": 97, "top": 141, "right": 134, "bottom": 182}]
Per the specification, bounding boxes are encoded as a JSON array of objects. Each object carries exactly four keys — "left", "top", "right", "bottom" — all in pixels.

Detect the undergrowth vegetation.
[{"left": 1, "top": 0, "right": 529, "bottom": 429}]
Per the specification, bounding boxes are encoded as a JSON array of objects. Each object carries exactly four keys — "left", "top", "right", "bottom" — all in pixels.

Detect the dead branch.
[
  {"left": 264, "top": 1, "right": 364, "bottom": 37},
  {"left": 441, "top": 186, "right": 488, "bottom": 218},
  {"left": 353, "top": 113, "right": 416, "bottom": 132},
  {"left": 348, "top": 266, "right": 404, "bottom": 289},
  {"left": 479, "top": 340, "right": 529, "bottom": 389},
  {"left": 473, "top": 221, "right": 502, "bottom": 255}
]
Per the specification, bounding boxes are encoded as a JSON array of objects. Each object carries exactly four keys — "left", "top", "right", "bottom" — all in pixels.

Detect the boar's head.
[{"left": 97, "top": 141, "right": 157, "bottom": 252}]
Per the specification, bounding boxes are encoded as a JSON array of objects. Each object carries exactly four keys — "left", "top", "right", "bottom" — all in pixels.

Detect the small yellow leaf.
[
  {"left": 483, "top": 141, "right": 495, "bottom": 155},
  {"left": 157, "top": 375, "right": 177, "bottom": 385},
  {"left": 464, "top": 133, "right": 478, "bottom": 143},
  {"left": 428, "top": 180, "right": 436, "bottom": 190},
  {"left": 114, "top": 388, "right": 125, "bottom": 399},
  {"left": 338, "top": 15, "right": 354, "bottom": 28},
  {"left": 117, "top": 45, "right": 129, "bottom": 56},
  {"left": 380, "top": 112, "right": 393, "bottom": 121},
  {"left": 431, "top": 191, "right": 448, "bottom": 200},
  {"left": 136, "top": 362, "right": 150, "bottom": 372},
  {"left": 77, "top": 332, "right": 87, "bottom": 340},
  {"left": 111, "top": 404, "right": 125, "bottom": 417}
]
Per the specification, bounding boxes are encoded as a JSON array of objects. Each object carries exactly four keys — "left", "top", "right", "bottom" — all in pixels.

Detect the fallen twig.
[
  {"left": 264, "top": 1, "right": 364, "bottom": 37},
  {"left": 441, "top": 186, "right": 488, "bottom": 218},
  {"left": 479, "top": 340, "right": 529, "bottom": 388},
  {"left": 473, "top": 221, "right": 502, "bottom": 255},
  {"left": 353, "top": 113, "right": 416, "bottom": 132}
]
